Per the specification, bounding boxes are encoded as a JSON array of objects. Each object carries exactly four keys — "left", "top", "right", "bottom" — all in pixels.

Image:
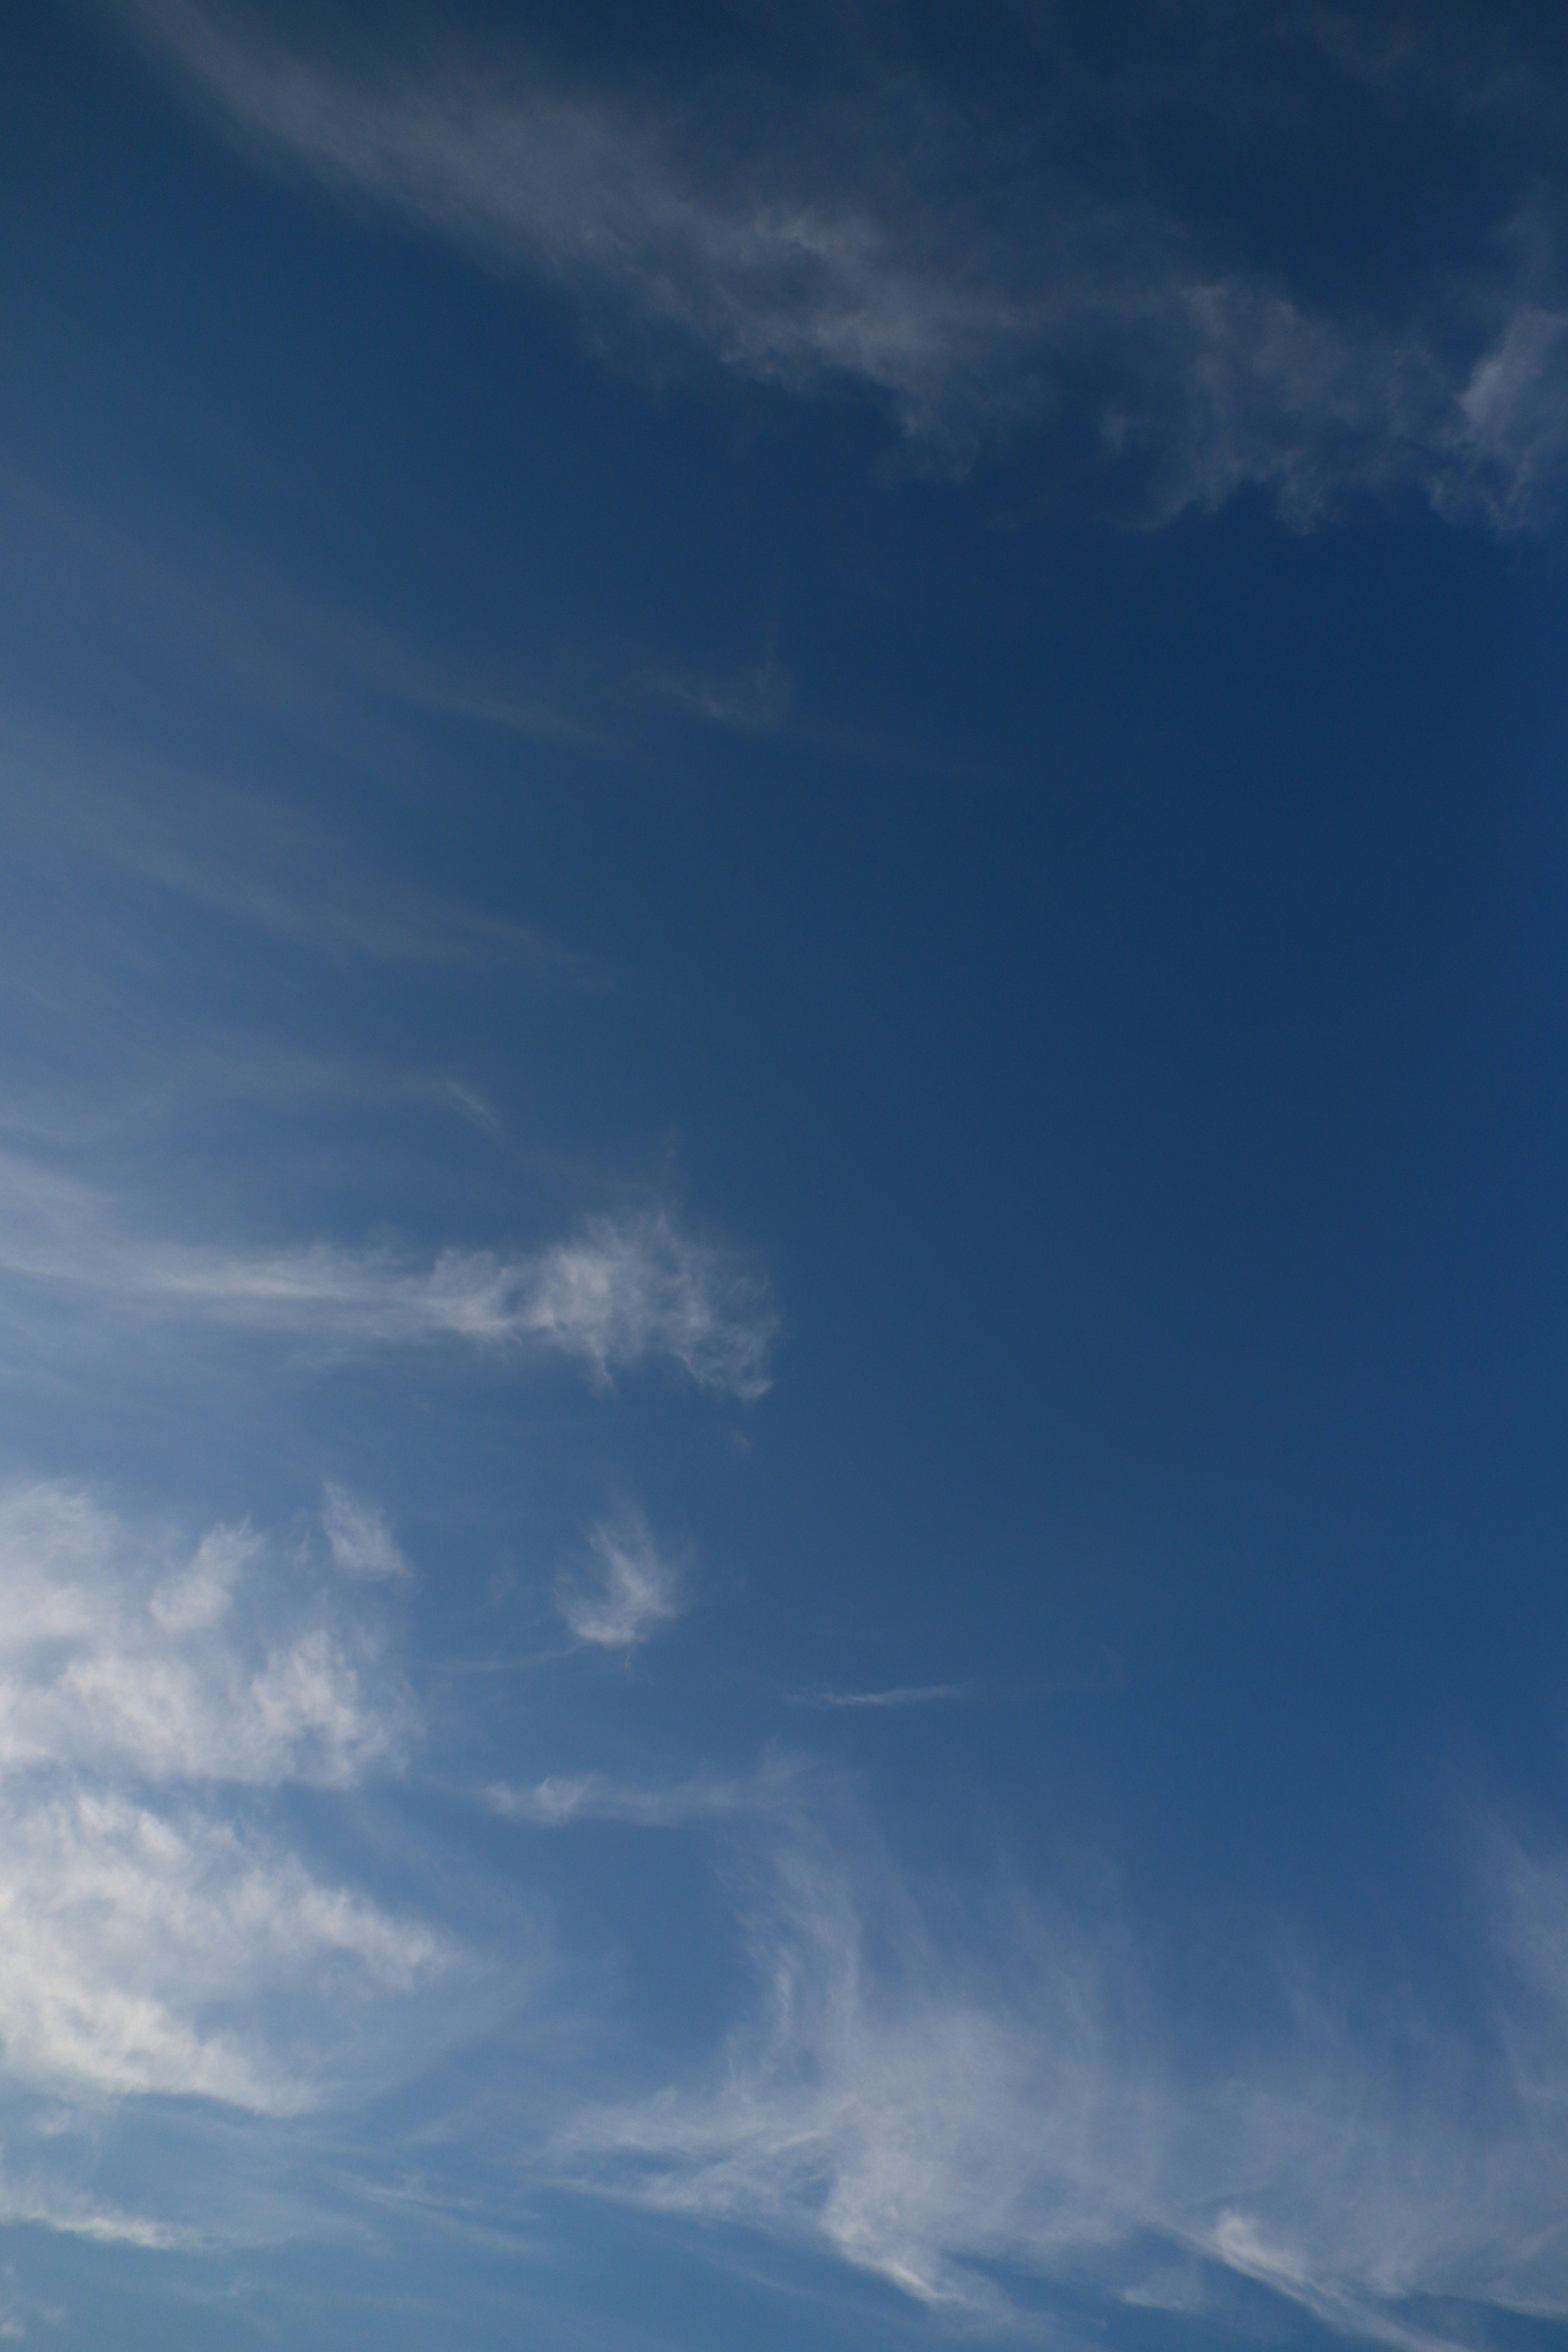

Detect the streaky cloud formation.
[
  {"left": 523, "top": 1214, "right": 777, "bottom": 1397},
  {"left": 561, "top": 1792, "right": 1568, "bottom": 2339},
  {"left": 0, "top": 710, "right": 592, "bottom": 981},
  {"left": 10, "top": 9, "right": 1568, "bottom": 2342},
  {"left": 0, "top": 1158, "right": 777, "bottom": 1399},
  {"left": 555, "top": 1512, "right": 684, "bottom": 1650},
  {"left": 114, "top": 0, "right": 1568, "bottom": 525},
  {"left": 486, "top": 1768, "right": 762, "bottom": 1829}
]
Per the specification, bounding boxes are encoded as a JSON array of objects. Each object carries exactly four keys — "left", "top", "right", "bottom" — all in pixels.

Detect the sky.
[{"left": 2, "top": 0, "right": 1568, "bottom": 2345}]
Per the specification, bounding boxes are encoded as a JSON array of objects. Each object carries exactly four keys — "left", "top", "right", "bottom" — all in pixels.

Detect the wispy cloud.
[
  {"left": 788, "top": 1682, "right": 982, "bottom": 1710},
  {"left": 559, "top": 1794, "right": 1568, "bottom": 2338},
  {"left": 0, "top": 1162, "right": 777, "bottom": 1399},
  {"left": 486, "top": 1768, "right": 759, "bottom": 1828},
  {"left": 0, "top": 1786, "right": 447, "bottom": 2111},
  {"left": 321, "top": 1482, "right": 412, "bottom": 1582},
  {"left": 114, "top": 0, "right": 1568, "bottom": 526},
  {"left": 0, "top": 712, "right": 597, "bottom": 981},
  {"left": 789, "top": 1663, "right": 1119, "bottom": 1708},
  {"left": 522, "top": 1215, "right": 776, "bottom": 1397},
  {"left": 555, "top": 1513, "right": 685, "bottom": 1650},
  {"left": 646, "top": 655, "right": 792, "bottom": 735}
]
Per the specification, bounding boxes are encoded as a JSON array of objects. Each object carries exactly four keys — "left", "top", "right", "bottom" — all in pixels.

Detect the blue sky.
[{"left": 3, "top": 1, "right": 1568, "bottom": 2344}]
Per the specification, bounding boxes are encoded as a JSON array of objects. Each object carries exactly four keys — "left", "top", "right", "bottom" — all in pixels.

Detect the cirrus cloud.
[
  {"left": 111, "top": 0, "right": 1568, "bottom": 527},
  {"left": 0, "top": 1156, "right": 777, "bottom": 1400}
]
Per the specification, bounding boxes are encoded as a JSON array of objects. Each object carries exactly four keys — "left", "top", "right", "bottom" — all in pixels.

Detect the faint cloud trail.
[
  {"left": 113, "top": 0, "right": 1568, "bottom": 526},
  {"left": 787, "top": 1681, "right": 983, "bottom": 1709}
]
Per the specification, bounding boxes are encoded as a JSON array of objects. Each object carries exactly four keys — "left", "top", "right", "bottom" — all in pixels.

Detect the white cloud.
[
  {"left": 555, "top": 1514, "right": 684, "bottom": 1650},
  {"left": 0, "top": 1786, "right": 446, "bottom": 2111},
  {"left": 0, "top": 1483, "right": 450, "bottom": 2118},
  {"left": 560, "top": 1797, "right": 1568, "bottom": 2336},
  {"left": 0, "top": 1161, "right": 776, "bottom": 1401},
  {"left": 114, "top": 0, "right": 1568, "bottom": 526},
  {"left": 522, "top": 1216, "right": 775, "bottom": 1398},
  {"left": 0, "top": 1484, "right": 412, "bottom": 1787},
  {"left": 321, "top": 1482, "right": 410, "bottom": 1581}
]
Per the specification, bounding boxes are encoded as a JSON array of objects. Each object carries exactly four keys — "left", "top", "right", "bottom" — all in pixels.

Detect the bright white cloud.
[
  {"left": 0, "top": 1786, "right": 446, "bottom": 2110},
  {"left": 116, "top": 0, "right": 1568, "bottom": 526},
  {"left": 555, "top": 1514, "right": 684, "bottom": 1650},
  {"left": 0, "top": 1161, "right": 776, "bottom": 1400},
  {"left": 0, "top": 1484, "right": 412, "bottom": 1786},
  {"left": 0, "top": 1484, "right": 448, "bottom": 2119}
]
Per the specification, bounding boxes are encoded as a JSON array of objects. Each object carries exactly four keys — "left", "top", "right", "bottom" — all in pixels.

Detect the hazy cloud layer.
[
  {"left": 116, "top": 0, "right": 1568, "bottom": 525},
  {"left": 0, "top": 1160, "right": 777, "bottom": 1398},
  {"left": 0, "top": 710, "right": 591, "bottom": 980}
]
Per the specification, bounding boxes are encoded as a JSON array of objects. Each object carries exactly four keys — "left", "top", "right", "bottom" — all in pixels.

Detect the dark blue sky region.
[{"left": 2, "top": 3, "right": 1568, "bottom": 2346}]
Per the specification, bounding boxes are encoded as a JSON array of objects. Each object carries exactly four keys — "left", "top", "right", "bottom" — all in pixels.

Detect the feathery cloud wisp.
[
  {"left": 486, "top": 1769, "right": 756, "bottom": 1828},
  {"left": 0, "top": 1160, "right": 777, "bottom": 1400},
  {"left": 561, "top": 1797, "right": 1568, "bottom": 2336},
  {"left": 115, "top": 0, "right": 1568, "bottom": 526},
  {"left": 555, "top": 1514, "right": 684, "bottom": 1650},
  {"left": 321, "top": 1482, "right": 411, "bottom": 1582}
]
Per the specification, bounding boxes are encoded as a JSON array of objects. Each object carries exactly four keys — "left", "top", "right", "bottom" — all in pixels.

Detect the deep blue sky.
[{"left": 2, "top": 3, "right": 1568, "bottom": 2346}]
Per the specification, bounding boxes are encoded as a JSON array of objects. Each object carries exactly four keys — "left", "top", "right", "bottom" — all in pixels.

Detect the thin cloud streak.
[
  {"left": 116, "top": 0, "right": 1568, "bottom": 526},
  {"left": 788, "top": 1682, "right": 982, "bottom": 1710},
  {"left": 486, "top": 1770, "right": 761, "bottom": 1829},
  {"left": 0, "top": 1162, "right": 777, "bottom": 1399},
  {"left": 0, "top": 712, "right": 597, "bottom": 983}
]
